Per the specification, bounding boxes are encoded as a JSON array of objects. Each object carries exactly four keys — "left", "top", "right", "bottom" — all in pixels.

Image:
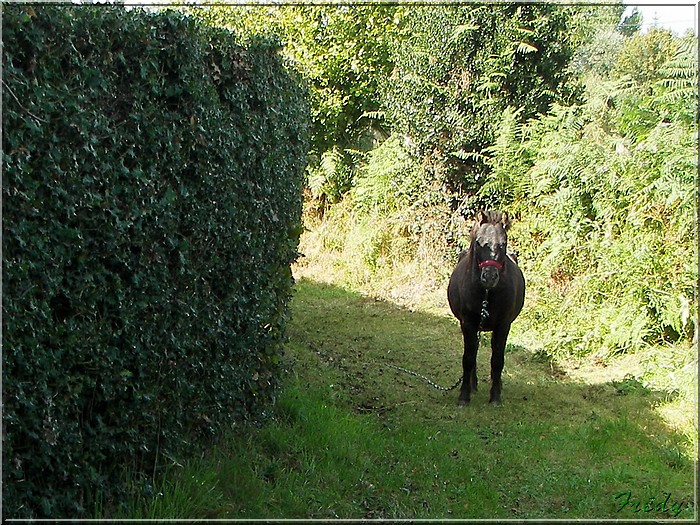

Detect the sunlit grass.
[{"left": 105, "top": 278, "right": 697, "bottom": 520}]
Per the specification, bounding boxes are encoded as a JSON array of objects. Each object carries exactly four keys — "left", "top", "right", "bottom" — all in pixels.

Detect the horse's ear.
[
  {"left": 477, "top": 210, "right": 488, "bottom": 225},
  {"left": 501, "top": 212, "right": 511, "bottom": 231}
]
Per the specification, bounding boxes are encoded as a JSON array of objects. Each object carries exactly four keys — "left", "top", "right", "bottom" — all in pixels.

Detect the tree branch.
[{"left": 2, "top": 79, "right": 49, "bottom": 124}]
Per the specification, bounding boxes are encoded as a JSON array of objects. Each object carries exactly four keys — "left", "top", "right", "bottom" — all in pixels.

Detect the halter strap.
[{"left": 478, "top": 259, "right": 505, "bottom": 270}]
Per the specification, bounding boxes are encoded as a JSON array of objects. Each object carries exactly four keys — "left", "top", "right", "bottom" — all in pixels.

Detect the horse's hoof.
[
  {"left": 457, "top": 398, "right": 469, "bottom": 407},
  {"left": 489, "top": 398, "right": 502, "bottom": 406}
]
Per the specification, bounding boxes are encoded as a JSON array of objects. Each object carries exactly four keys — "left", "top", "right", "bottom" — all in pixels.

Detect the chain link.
[
  {"left": 318, "top": 286, "right": 494, "bottom": 394},
  {"left": 479, "top": 289, "right": 490, "bottom": 329},
  {"left": 386, "top": 363, "right": 463, "bottom": 392},
  {"left": 387, "top": 291, "right": 490, "bottom": 393}
]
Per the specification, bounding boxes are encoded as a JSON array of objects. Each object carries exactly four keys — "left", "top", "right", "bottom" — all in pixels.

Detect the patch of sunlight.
[
  {"left": 654, "top": 398, "right": 699, "bottom": 461},
  {"left": 564, "top": 352, "right": 646, "bottom": 385},
  {"left": 293, "top": 245, "right": 453, "bottom": 317}
]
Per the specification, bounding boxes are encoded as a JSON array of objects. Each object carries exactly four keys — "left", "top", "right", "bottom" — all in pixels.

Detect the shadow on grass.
[{"left": 281, "top": 277, "right": 696, "bottom": 519}]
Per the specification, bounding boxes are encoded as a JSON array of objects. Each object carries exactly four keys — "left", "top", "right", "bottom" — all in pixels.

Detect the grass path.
[{"left": 116, "top": 278, "right": 696, "bottom": 520}]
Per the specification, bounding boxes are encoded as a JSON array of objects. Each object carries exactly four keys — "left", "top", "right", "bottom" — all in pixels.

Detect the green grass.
[{"left": 105, "top": 278, "right": 697, "bottom": 520}]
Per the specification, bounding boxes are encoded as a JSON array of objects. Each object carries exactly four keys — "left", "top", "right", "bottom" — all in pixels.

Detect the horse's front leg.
[
  {"left": 458, "top": 321, "right": 479, "bottom": 406},
  {"left": 489, "top": 325, "right": 510, "bottom": 405}
]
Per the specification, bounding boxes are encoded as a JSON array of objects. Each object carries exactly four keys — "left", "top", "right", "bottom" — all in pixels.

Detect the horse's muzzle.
[{"left": 480, "top": 267, "right": 500, "bottom": 289}]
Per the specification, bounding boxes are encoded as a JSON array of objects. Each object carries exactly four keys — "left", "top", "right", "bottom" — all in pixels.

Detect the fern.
[
  {"left": 516, "top": 41, "right": 538, "bottom": 54},
  {"left": 449, "top": 23, "right": 480, "bottom": 43},
  {"left": 451, "top": 149, "right": 489, "bottom": 163},
  {"left": 358, "top": 110, "right": 386, "bottom": 121},
  {"left": 308, "top": 147, "right": 356, "bottom": 204},
  {"left": 653, "top": 38, "right": 698, "bottom": 117}
]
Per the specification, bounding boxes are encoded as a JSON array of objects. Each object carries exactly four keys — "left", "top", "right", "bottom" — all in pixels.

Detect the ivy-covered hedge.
[{"left": 2, "top": 5, "right": 309, "bottom": 518}]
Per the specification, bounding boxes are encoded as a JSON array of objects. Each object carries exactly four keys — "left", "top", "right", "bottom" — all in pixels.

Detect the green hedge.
[{"left": 2, "top": 5, "right": 309, "bottom": 518}]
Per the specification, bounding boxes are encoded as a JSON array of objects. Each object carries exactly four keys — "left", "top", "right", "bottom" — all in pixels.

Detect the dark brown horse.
[{"left": 447, "top": 211, "right": 525, "bottom": 406}]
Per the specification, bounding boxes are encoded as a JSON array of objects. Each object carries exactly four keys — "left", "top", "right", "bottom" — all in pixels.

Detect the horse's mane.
[{"left": 469, "top": 210, "right": 510, "bottom": 241}]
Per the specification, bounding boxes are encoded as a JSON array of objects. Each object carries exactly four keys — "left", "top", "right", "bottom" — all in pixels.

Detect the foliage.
[
  {"left": 292, "top": 3, "right": 589, "bottom": 289},
  {"left": 2, "top": 4, "right": 308, "bottom": 518},
  {"left": 352, "top": 134, "right": 422, "bottom": 214},
  {"left": 382, "top": 3, "right": 583, "bottom": 206},
  {"left": 654, "top": 37, "right": 699, "bottom": 125},
  {"left": 564, "top": 3, "right": 626, "bottom": 77},
  {"left": 617, "top": 7, "right": 641, "bottom": 36},
  {"left": 294, "top": 6, "right": 696, "bottom": 365},
  {"left": 480, "top": 34, "right": 697, "bottom": 358},
  {"left": 570, "top": 28, "right": 626, "bottom": 77},
  {"left": 185, "top": 3, "right": 400, "bottom": 206},
  {"left": 191, "top": 4, "right": 585, "bottom": 212},
  {"left": 477, "top": 106, "right": 534, "bottom": 208},
  {"left": 614, "top": 28, "right": 678, "bottom": 87},
  {"left": 307, "top": 146, "right": 357, "bottom": 205}
]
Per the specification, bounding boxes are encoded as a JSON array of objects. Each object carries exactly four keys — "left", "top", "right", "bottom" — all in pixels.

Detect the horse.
[{"left": 447, "top": 210, "right": 525, "bottom": 406}]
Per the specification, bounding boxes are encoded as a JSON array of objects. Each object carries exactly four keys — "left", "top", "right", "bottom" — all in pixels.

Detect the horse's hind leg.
[
  {"left": 489, "top": 326, "right": 510, "bottom": 405},
  {"left": 458, "top": 322, "right": 479, "bottom": 406}
]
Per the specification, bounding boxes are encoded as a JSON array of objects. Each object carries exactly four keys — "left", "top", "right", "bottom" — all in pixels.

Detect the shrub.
[
  {"left": 481, "top": 51, "right": 697, "bottom": 359},
  {"left": 2, "top": 4, "right": 308, "bottom": 517}
]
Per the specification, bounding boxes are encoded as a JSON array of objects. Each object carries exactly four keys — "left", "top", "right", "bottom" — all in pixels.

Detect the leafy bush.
[
  {"left": 481, "top": 36, "right": 697, "bottom": 358},
  {"left": 383, "top": 3, "right": 582, "bottom": 199},
  {"left": 2, "top": 4, "right": 308, "bottom": 518},
  {"left": 352, "top": 134, "right": 421, "bottom": 214}
]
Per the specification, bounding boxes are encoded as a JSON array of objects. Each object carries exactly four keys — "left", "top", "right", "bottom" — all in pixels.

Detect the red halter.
[{"left": 478, "top": 259, "right": 505, "bottom": 271}]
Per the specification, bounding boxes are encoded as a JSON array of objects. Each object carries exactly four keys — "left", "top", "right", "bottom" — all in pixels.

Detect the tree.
[
  {"left": 381, "top": 3, "right": 582, "bottom": 211},
  {"left": 618, "top": 7, "right": 642, "bottom": 37},
  {"left": 567, "top": 2, "right": 627, "bottom": 78},
  {"left": 614, "top": 28, "right": 678, "bottom": 87}
]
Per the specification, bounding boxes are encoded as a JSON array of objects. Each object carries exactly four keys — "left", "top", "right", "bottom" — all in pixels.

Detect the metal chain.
[
  {"left": 386, "top": 364, "right": 463, "bottom": 392},
  {"left": 479, "top": 289, "right": 490, "bottom": 329},
  {"left": 387, "top": 291, "right": 491, "bottom": 393}
]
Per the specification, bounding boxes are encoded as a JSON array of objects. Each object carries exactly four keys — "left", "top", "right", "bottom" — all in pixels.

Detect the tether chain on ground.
[
  {"left": 386, "top": 363, "right": 463, "bottom": 392},
  {"left": 387, "top": 289, "right": 490, "bottom": 393}
]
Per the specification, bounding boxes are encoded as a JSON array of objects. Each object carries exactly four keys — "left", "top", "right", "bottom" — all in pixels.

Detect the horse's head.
[{"left": 471, "top": 210, "right": 510, "bottom": 289}]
